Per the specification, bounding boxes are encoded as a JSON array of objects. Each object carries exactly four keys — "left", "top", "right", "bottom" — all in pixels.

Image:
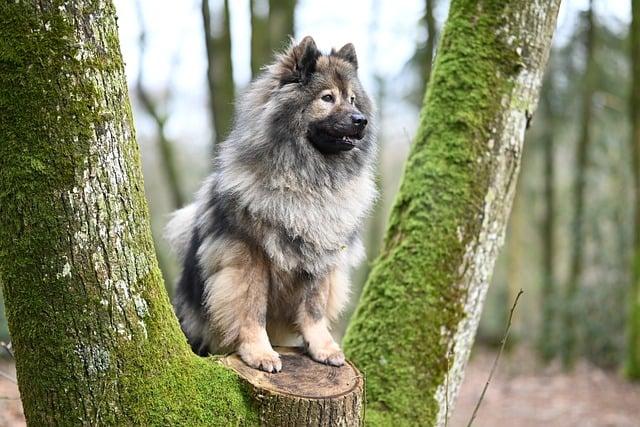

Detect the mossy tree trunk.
[
  {"left": 0, "top": 1, "right": 258, "bottom": 424},
  {"left": 626, "top": 0, "right": 640, "bottom": 380},
  {"left": 202, "top": 0, "right": 235, "bottom": 148},
  {"left": 562, "top": 1, "right": 596, "bottom": 368},
  {"left": 343, "top": 0, "right": 560, "bottom": 425}
]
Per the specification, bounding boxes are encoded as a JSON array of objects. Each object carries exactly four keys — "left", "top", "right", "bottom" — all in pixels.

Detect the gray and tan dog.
[{"left": 166, "top": 36, "right": 376, "bottom": 372}]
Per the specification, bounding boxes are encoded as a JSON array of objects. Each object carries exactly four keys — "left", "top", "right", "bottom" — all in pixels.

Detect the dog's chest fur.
[{"left": 216, "top": 162, "right": 375, "bottom": 276}]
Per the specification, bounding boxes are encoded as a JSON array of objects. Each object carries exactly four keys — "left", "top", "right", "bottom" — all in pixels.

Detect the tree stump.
[{"left": 221, "top": 347, "right": 364, "bottom": 426}]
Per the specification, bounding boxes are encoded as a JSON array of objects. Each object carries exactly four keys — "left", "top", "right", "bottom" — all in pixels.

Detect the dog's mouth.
[{"left": 307, "top": 130, "right": 364, "bottom": 154}]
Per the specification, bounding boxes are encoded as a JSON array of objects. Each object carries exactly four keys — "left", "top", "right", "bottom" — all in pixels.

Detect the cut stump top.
[{"left": 221, "top": 346, "right": 362, "bottom": 399}]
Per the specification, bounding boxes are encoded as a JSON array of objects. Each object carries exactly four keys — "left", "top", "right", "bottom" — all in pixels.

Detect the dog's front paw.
[
  {"left": 238, "top": 345, "right": 282, "bottom": 373},
  {"left": 307, "top": 341, "right": 345, "bottom": 366}
]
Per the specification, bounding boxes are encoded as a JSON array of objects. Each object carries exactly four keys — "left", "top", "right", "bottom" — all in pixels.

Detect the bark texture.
[
  {"left": 562, "top": 1, "right": 596, "bottom": 368},
  {"left": 0, "top": 2, "right": 256, "bottom": 424},
  {"left": 203, "top": 0, "right": 235, "bottom": 148},
  {"left": 627, "top": 0, "right": 640, "bottom": 380},
  {"left": 343, "top": 1, "right": 560, "bottom": 425}
]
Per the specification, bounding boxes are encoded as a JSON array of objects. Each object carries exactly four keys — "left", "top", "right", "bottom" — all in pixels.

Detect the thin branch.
[{"left": 466, "top": 289, "right": 524, "bottom": 427}]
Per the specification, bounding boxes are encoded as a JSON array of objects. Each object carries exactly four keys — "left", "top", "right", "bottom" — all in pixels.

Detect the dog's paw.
[
  {"left": 307, "top": 342, "right": 345, "bottom": 366},
  {"left": 238, "top": 346, "right": 282, "bottom": 373}
]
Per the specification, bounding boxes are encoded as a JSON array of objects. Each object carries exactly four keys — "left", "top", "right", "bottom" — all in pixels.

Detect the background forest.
[{"left": 0, "top": 0, "right": 638, "bottom": 425}]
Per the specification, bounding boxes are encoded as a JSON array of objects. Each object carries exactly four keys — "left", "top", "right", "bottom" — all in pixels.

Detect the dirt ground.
[
  {"left": 0, "top": 362, "right": 22, "bottom": 427},
  {"left": 451, "top": 347, "right": 640, "bottom": 427},
  {"left": 0, "top": 347, "right": 638, "bottom": 426}
]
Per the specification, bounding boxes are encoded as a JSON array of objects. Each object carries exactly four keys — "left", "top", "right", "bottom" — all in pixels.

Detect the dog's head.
[{"left": 272, "top": 36, "right": 373, "bottom": 155}]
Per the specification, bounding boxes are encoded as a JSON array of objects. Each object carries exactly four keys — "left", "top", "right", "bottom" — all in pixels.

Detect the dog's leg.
[
  {"left": 203, "top": 240, "right": 281, "bottom": 372},
  {"left": 297, "top": 270, "right": 345, "bottom": 366}
]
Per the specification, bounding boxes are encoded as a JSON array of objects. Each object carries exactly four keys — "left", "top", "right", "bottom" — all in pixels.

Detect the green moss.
[
  {"left": 0, "top": 1, "right": 257, "bottom": 424},
  {"left": 343, "top": 1, "right": 523, "bottom": 424},
  {"left": 626, "top": 251, "right": 640, "bottom": 379}
]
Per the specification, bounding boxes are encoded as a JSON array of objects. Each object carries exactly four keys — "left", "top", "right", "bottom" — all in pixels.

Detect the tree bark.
[
  {"left": 203, "top": 0, "right": 235, "bottom": 148},
  {"left": 223, "top": 347, "right": 363, "bottom": 426},
  {"left": 626, "top": 0, "right": 640, "bottom": 380},
  {"left": 0, "top": 1, "right": 254, "bottom": 424},
  {"left": 343, "top": 0, "right": 560, "bottom": 425},
  {"left": 562, "top": 1, "right": 596, "bottom": 368}
]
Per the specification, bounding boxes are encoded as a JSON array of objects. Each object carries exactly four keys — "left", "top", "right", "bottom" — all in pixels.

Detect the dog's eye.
[
  {"left": 321, "top": 94, "right": 334, "bottom": 103},
  {"left": 350, "top": 96, "right": 356, "bottom": 105}
]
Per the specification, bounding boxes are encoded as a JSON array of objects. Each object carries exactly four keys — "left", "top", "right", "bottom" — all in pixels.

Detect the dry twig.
[{"left": 466, "top": 289, "right": 524, "bottom": 427}]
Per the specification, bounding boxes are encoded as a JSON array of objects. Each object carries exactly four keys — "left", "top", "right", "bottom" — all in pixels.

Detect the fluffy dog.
[{"left": 166, "top": 36, "right": 376, "bottom": 372}]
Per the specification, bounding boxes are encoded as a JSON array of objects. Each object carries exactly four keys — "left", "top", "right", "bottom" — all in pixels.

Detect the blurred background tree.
[
  {"left": 250, "top": 0, "right": 296, "bottom": 78},
  {"left": 562, "top": 0, "right": 596, "bottom": 368},
  {"left": 203, "top": 0, "right": 235, "bottom": 148},
  {"left": 627, "top": 0, "right": 640, "bottom": 380}
]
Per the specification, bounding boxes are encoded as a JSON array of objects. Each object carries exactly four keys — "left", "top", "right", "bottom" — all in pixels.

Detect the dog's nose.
[{"left": 351, "top": 113, "right": 368, "bottom": 127}]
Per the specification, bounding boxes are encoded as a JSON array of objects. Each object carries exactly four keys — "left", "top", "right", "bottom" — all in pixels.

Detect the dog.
[{"left": 166, "top": 36, "right": 376, "bottom": 372}]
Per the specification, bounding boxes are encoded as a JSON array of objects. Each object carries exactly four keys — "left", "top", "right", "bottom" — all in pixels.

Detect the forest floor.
[
  {"left": 451, "top": 346, "right": 640, "bottom": 427},
  {"left": 0, "top": 346, "right": 638, "bottom": 426}
]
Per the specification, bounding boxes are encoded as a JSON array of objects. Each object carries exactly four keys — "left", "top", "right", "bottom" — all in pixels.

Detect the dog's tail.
[{"left": 165, "top": 204, "right": 197, "bottom": 263}]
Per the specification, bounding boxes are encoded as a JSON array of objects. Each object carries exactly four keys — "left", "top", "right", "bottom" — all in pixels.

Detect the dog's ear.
[
  {"left": 294, "top": 36, "right": 321, "bottom": 80},
  {"left": 276, "top": 36, "right": 321, "bottom": 85},
  {"left": 332, "top": 43, "right": 358, "bottom": 70}
]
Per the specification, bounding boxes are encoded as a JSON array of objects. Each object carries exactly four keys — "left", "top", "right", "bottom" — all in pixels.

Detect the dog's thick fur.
[{"left": 166, "top": 36, "right": 376, "bottom": 372}]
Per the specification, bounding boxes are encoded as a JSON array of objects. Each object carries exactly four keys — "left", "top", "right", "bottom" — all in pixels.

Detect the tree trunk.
[
  {"left": 268, "top": 0, "right": 295, "bottom": 51},
  {"left": 343, "top": 0, "right": 560, "bottom": 425},
  {"left": 419, "top": 0, "right": 437, "bottom": 101},
  {"left": 538, "top": 74, "right": 558, "bottom": 361},
  {"left": 203, "top": 0, "right": 235, "bottom": 148},
  {"left": 562, "top": 1, "right": 596, "bottom": 368},
  {"left": 626, "top": 0, "right": 640, "bottom": 380},
  {"left": 250, "top": 0, "right": 270, "bottom": 78},
  {"left": 223, "top": 347, "right": 364, "bottom": 426},
  {"left": 0, "top": 1, "right": 260, "bottom": 424},
  {"left": 250, "top": 0, "right": 295, "bottom": 79}
]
